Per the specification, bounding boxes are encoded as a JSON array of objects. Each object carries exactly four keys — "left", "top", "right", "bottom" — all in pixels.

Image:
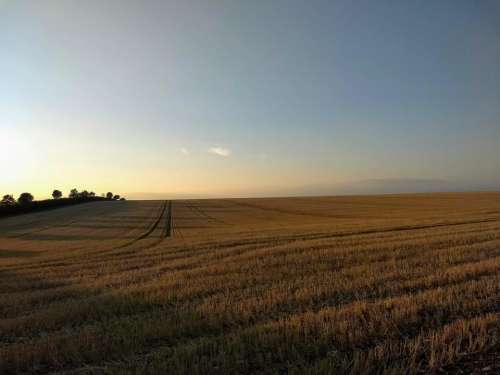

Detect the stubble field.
[{"left": 1, "top": 192, "right": 499, "bottom": 374}]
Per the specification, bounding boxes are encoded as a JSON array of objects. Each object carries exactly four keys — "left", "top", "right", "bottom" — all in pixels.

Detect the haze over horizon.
[{"left": 1, "top": 0, "right": 500, "bottom": 199}]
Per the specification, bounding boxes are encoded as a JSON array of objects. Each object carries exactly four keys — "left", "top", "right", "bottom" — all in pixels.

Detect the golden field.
[{"left": 0, "top": 192, "right": 499, "bottom": 374}]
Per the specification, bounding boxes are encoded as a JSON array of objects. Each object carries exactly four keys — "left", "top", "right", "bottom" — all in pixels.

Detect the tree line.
[{"left": 1, "top": 189, "right": 125, "bottom": 206}]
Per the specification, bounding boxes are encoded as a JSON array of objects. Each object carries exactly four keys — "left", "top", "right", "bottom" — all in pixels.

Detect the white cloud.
[
  {"left": 208, "top": 147, "right": 231, "bottom": 157},
  {"left": 180, "top": 147, "right": 189, "bottom": 155}
]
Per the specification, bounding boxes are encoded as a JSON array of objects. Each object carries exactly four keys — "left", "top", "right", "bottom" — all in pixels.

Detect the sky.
[{"left": 1, "top": 0, "right": 500, "bottom": 199}]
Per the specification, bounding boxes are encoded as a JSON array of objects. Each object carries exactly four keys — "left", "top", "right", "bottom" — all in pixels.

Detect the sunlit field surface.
[{"left": 1, "top": 193, "right": 499, "bottom": 374}]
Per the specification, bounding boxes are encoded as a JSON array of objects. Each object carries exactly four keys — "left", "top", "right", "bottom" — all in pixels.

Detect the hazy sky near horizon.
[{"left": 1, "top": 0, "right": 500, "bottom": 199}]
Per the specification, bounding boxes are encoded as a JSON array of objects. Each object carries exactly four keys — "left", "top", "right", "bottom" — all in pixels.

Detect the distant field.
[{"left": 1, "top": 192, "right": 499, "bottom": 374}]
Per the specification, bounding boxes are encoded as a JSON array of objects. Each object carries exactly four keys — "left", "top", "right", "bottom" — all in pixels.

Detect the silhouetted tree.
[
  {"left": 89, "top": 192, "right": 96, "bottom": 197},
  {"left": 80, "top": 190, "right": 90, "bottom": 199},
  {"left": 18, "top": 192, "right": 34, "bottom": 205},
  {"left": 120, "top": 197, "right": 126, "bottom": 201},
  {"left": 52, "top": 190, "right": 62, "bottom": 199},
  {"left": 106, "top": 192, "right": 113, "bottom": 200},
  {"left": 113, "top": 194, "right": 120, "bottom": 200},
  {"left": 1, "top": 194, "right": 16, "bottom": 205},
  {"left": 69, "top": 189, "right": 79, "bottom": 199}
]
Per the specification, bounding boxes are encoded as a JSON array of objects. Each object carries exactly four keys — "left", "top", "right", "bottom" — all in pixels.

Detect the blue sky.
[{"left": 1, "top": 0, "right": 499, "bottom": 198}]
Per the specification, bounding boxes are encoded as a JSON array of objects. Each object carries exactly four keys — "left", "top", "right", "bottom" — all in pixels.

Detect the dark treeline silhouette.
[{"left": 0, "top": 189, "right": 126, "bottom": 218}]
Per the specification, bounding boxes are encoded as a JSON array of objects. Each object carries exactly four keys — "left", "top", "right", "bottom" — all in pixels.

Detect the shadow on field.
[
  {"left": 0, "top": 249, "right": 40, "bottom": 258},
  {"left": 87, "top": 216, "right": 156, "bottom": 223},
  {"left": 17, "top": 232, "right": 140, "bottom": 241}
]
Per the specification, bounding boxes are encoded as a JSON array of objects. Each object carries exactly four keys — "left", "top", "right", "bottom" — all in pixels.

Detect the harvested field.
[{"left": 1, "top": 192, "right": 499, "bottom": 374}]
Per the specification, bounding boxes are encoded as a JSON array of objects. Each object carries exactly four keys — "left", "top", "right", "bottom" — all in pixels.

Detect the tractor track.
[
  {"left": 184, "top": 201, "right": 227, "bottom": 225},
  {"left": 164, "top": 200, "right": 172, "bottom": 238},
  {"left": 116, "top": 201, "right": 170, "bottom": 249}
]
